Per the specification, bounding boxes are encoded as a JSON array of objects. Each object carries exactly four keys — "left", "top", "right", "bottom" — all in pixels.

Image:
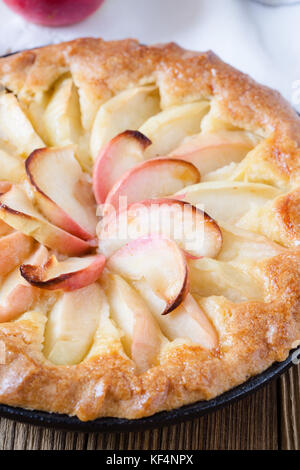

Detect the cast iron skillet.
[{"left": 0, "top": 49, "right": 298, "bottom": 432}]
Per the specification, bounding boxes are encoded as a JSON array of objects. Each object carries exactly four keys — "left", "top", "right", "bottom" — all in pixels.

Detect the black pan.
[{"left": 0, "top": 48, "right": 298, "bottom": 433}]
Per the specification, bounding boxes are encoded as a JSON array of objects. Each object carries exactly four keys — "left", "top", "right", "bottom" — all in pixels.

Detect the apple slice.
[
  {"left": 201, "top": 162, "right": 238, "bottom": 182},
  {"left": 92, "top": 130, "right": 151, "bottom": 204},
  {"left": 200, "top": 99, "right": 239, "bottom": 133},
  {"left": 188, "top": 258, "right": 264, "bottom": 302},
  {"left": 165, "top": 294, "right": 218, "bottom": 348},
  {"left": 133, "top": 282, "right": 218, "bottom": 349},
  {"left": 90, "top": 86, "right": 160, "bottom": 159},
  {"left": 0, "top": 93, "right": 44, "bottom": 156},
  {"left": 43, "top": 77, "right": 82, "bottom": 147},
  {"left": 0, "top": 245, "right": 48, "bottom": 323},
  {"left": 42, "top": 76, "right": 90, "bottom": 169},
  {"left": 105, "top": 157, "right": 200, "bottom": 209},
  {"left": 139, "top": 101, "right": 209, "bottom": 158},
  {"left": 44, "top": 283, "right": 105, "bottom": 365},
  {"left": 106, "top": 274, "right": 166, "bottom": 373},
  {"left": 85, "top": 284, "right": 124, "bottom": 360},
  {"left": 24, "top": 92, "right": 49, "bottom": 148},
  {"left": 177, "top": 181, "right": 281, "bottom": 225},
  {"left": 107, "top": 236, "right": 189, "bottom": 315},
  {"left": 0, "top": 148, "right": 25, "bottom": 183},
  {"left": 218, "top": 225, "right": 285, "bottom": 263},
  {"left": 168, "top": 130, "right": 256, "bottom": 175},
  {"left": 26, "top": 146, "right": 97, "bottom": 240},
  {"left": 75, "top": 81, "right": 107, "bottom": 132},
  {"left": 99, "top": 198, "right": 222, "bottom": 259},
  {"left": 0, "top": 231, "right": 33, "bottom": 278},
  {"left": 0, "top": 185, "right": 91, "bottom": 256},
  {"left": 21, "top": 254, "right": 105, "bottom": 292}
]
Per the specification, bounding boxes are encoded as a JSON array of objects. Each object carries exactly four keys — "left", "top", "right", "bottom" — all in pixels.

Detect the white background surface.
[{"left": 0, "top": 0, "right": 299, "bottom": 109}]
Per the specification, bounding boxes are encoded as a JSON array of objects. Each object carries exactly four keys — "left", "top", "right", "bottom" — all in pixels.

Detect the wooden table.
[{"left": 0, "top": 365, "right": 299, "bottom": 450}]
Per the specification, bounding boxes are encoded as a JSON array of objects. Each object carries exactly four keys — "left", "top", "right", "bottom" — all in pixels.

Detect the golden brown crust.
[
  {"left": 0, "top": 38, "right": 299, "bottom": 420},
  {"left": 274, "top": 189, "right": 300, "bottom": 244}
]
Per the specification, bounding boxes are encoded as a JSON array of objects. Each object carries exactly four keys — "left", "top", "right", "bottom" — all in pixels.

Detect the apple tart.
[{"left": 0, "top": 38, "right": 299, "bottom": 421}]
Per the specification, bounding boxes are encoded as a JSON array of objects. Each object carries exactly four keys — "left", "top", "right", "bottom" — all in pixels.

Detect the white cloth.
[{"left": 0, "top": 0, "right": 299, "bottom": 110}]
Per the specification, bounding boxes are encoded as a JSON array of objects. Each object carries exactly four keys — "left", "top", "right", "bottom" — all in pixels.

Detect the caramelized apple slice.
[
  {"left": 0, "top": 245, "right": 48, "bottom": 322},
  {"left": 169, "top": 131, "right": 255, "bottom": 175},
  {"left": 90, "top": 86, "right": 160, "bottom": 159},
  {"left": 0, "top": 93, "right": 44, "bottom": 156},
  {"left": 105, "top": 157, "right": 200, "bottom": 209},
  {"left": 26, "top": 146, "right": 97, "bottom": 240},
  {"left": 92, "top": 130, "right": 151, "bottom": 204},
  {"left": 44, "top": 283, "right": 104, "bottom": 365},
  {"left": 178, "top": 181, "right": 281, "bottom": 225},
  {"left": 21, "top": 254, "right": 106, "bottom": 292},
  {"left": 139, "top": 101, "right": 209, "bottom": 158},
  {"left": 0, "top": 185, "right": 91, "bottom": 256},
  {"left": 0, "top": 231, "right": 33, "bottom": 277},
  {"left": 99, "top": 198, "right": 222, "bottom": 259},
  {"left": 107, "top": 236, "right": 189, "bottom": 315},
  {"left": 107, "top": 274, "right": 166, "bottom": 373}
]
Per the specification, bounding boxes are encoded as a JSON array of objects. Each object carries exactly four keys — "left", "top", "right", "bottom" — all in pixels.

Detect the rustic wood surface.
[{"left": 0, "top": 364, "right": 299, "bottom": 450}]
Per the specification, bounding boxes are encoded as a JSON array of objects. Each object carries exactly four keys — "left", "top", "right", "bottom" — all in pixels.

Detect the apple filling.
[{"left": 0, "top": 86, "right": 286, "bottom": 372}]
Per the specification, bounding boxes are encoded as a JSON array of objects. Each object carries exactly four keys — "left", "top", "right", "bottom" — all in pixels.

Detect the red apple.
[{"left": 3, "top": 0, "right": 104, "bottom": 27}]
